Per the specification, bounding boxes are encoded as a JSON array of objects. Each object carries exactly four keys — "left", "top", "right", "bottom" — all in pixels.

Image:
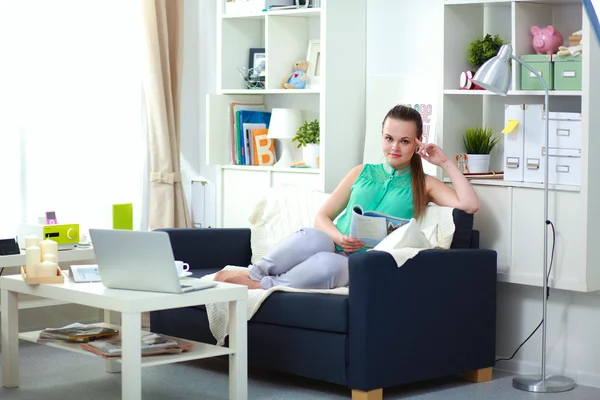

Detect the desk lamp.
[
  {"left": 268, "top": 108, "right": 302, "bottom": 167},
  {"left": 471, "top": 44, "right": 575, "bottom": 393}
]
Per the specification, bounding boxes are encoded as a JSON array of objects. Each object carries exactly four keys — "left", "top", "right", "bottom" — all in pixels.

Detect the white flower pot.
[
  {"left": 466, "top": 154, "right": 490, "bottom": 173},
  {"left": 302, "top": 143, "right": 320, "bottom": 168}
]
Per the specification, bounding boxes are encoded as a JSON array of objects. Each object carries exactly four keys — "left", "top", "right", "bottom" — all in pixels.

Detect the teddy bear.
[{"left": 281, "top": 60, "right": 309, "bottom": 89}]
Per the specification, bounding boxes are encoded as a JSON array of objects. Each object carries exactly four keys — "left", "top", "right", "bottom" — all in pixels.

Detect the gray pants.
[{"left": 248, "top": 228, "right": 349, "bottom": 290}]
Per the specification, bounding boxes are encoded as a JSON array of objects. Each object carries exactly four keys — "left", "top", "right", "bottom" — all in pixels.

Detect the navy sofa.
[{"left": 151, "top": 209, "right": 497, "bottom": 399}]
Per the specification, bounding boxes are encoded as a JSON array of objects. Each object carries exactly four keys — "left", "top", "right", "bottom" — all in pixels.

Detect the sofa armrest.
[
  {"left": 156, "top": 228, "right": 252, "bottom": 270},
  {"left": 347, "top": 248, "right": 497, "bottom": 391}
]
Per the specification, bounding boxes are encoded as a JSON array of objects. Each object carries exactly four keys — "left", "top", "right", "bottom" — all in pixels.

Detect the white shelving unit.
[
  {"left": 206, "top": 0, "right": 367, "bottom": 228},
  {"left": 442, "top": 0, "right": 600, "bottom": 291}
]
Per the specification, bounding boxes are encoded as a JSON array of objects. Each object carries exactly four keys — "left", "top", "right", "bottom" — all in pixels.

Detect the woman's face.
[{"left": 381, "top": 117, "right": 419, "bottom": 169}]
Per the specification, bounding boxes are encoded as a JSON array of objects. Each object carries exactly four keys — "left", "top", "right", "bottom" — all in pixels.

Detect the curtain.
[
  {"left": 141, "top": 0, "right": 191, "bottom": 230},
  {"left": 0, "top": 1, "right": 146, "bottom": 239}
]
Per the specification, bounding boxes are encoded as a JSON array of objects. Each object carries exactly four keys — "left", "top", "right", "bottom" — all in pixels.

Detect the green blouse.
[{"left": 335, "top": 162, "right": 414, "bottom": 239}]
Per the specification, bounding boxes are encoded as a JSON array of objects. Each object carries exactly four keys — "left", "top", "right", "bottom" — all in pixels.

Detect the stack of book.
[
  {"left": 227, "top": 101, "right": 275, "bottom": 166},
  {"left": 80, "top": 333, "right": 194, "bottom": 358},
  {"left": 38, "top": 323, "right": 119, "bottom": 343}
]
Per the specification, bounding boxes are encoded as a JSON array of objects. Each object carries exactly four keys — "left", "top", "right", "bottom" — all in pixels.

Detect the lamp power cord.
[{"left": 495, "top": 220, "right": 555, "bottom": 363}]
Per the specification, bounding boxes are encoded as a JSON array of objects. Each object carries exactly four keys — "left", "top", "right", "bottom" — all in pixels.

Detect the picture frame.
[
  {"left": 306, "top": 40, "right": 321, "bottom": 89},
  {"left": 248, "top": 47, "right": 266, "bottom": 83}
]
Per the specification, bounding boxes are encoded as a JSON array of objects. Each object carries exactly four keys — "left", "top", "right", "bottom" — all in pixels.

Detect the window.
[{"left": 0, "top": 1, "right": 146, "bottom": 239}]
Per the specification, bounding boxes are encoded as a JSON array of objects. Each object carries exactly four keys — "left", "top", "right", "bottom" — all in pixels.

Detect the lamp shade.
[
  {"left": 471, "top": 44, "right": 513, "bottom": 96},
  {"left": 267, "top": 108, "right": 302, "bottom": 139}
]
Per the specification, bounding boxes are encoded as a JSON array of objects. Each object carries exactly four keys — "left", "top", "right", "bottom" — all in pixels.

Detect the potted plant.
[
  {"left": 468, "top": 34, "right": 508, "bottom": 71},
  {"left": 292, "top": 119, "right": 320, "bottom": 168},
  {"left": 462, "top": 125, "right": 500, "bottom": 173}
]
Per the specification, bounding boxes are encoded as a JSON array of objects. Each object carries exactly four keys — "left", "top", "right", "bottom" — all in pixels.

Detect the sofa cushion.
[
  {"left": 252, "top": 292, "right": 348, "bottom": 333},
  {"left": 191, "top": 267, "right": 348, "bottom": 333},
  {"left": 248, "top": 185, "right": 330, "bottom": 264}
]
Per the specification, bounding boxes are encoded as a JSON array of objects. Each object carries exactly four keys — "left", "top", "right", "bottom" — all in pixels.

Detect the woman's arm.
[
  {"left": 314, "top": 164, "right": 364, "bottom": 251},
  {"left": 416, "top": 139, "right": 479, "bottom": 214},
  {"left": 426, "top": 161, "right": 479, "bottom": 214}
]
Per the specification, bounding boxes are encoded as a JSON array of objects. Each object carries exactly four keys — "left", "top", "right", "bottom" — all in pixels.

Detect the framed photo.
[
  {"left": 306, "top": 40, "right": 321, "bottom": 89},
  {"left": 248, "top": 47, "right": 266, "bottom": 83}
]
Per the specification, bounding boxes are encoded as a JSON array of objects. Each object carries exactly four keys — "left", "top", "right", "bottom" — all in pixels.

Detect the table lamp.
[
  {"left": 268, "top": 108, "right": 302, "bottom": 167},
  {"left": 471, "top": 44, "right": 576, "bottom": 393}
]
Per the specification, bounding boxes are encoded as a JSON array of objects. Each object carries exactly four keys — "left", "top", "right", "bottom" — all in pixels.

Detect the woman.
[{"left": 215, "top": 105, "right": 479, "bottom": 290}]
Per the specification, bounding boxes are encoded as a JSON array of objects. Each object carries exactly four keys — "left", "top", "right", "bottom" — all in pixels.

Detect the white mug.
[{"left": 174, "top": 260, "right": 190, "bottom": 277}]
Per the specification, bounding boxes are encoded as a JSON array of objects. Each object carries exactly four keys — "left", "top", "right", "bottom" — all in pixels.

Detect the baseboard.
[{"left": 494, "top": 360, "right": 600, "bottom": 389}]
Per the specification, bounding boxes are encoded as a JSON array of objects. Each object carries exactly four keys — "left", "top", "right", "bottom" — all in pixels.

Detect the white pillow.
[{"left": 248, "top": 185, "right": 330, "bottom": 264}]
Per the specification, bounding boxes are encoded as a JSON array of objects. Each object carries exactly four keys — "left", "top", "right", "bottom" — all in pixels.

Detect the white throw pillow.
[{"left": 248, "top": 185, "right": 330, "bottom": 264}]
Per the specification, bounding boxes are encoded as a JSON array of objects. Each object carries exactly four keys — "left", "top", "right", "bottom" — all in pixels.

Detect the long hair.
[{"left": 382, "top": 105, "right": 427, "bottom": 219}]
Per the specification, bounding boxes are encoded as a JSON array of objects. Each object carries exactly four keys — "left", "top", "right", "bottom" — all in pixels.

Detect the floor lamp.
[{"left": 471, "top": 44, "right": 576, "bottom": 393}]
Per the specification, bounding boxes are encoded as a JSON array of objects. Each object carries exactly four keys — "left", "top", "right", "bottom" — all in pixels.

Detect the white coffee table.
[{"left": 0, "top": 275, "right": 248, "bottom": 400}]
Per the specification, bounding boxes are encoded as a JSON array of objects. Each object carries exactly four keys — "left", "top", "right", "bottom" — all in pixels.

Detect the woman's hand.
[
  {"left": 336, "top": 234, "right": 364, "bottom": 253},
  {"left": 416, "top": 139, "right": 451, "bottom": 167}
]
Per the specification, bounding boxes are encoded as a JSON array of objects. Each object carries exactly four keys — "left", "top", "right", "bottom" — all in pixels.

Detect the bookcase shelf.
[
  {"left": 208, "top": 0, "right": 367, "bottom": 228},
  {"left": 442, "top": 0, "right": 600, "bottom": 291},
  {"left": 19, "top": 323, "right": 233, "bottom": 367},
  {"left": 443, "top": 89, "right": 582, "bottom": 96}
]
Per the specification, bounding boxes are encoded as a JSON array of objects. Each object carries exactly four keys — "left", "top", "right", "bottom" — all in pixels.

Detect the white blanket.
[{"left": 202, "top": 205, "right": 456, "bottom": 346}]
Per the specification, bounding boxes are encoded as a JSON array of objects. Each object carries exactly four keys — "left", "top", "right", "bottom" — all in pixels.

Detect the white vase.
[
  {"left": 302, "top": 143, "right": 320, "bottom": 168},
  {"left": 466, "top": 154, "right": 490, "bottom": 173}
]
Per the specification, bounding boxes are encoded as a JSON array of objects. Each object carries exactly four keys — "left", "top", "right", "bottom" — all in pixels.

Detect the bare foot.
[
  {"left": 214, "top": 269, "right": 249, "bottom": 282},
  {"left": 224, "top": 275, "right": 262, "bottom": 289}
]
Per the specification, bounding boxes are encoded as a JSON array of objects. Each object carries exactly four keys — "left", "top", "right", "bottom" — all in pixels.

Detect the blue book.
[
  {"left": 236, "top": 110, "right": 272, "bottom": 165},
  {"left": 583, "top": 0, "right": 600, "bottom": 46}
]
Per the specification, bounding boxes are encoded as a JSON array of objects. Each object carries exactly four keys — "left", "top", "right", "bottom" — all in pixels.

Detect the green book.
[{"left": 112, "top": 203, "right": 133, "bottom": 230}]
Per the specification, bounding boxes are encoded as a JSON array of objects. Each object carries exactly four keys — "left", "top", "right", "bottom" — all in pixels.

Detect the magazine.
[
  {"left": 80, "top": 333, "right": 194, "bottom": 358},
  {"left": 349, "top": 205, "right": 411, "bottom": 248},
  {"left": 38, "top": 323, "right": 119, "bottom": 343}
]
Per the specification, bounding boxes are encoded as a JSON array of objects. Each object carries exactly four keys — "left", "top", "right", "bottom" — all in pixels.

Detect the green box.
[
  {"left": 112, "top": 203, "right": 133, "bottom": 230},
  {"left": 520, "top": 54, "right": 554, "bottom": 90},
  {"left": 552, "top": 54, "right": 582, "bottom": 91}
]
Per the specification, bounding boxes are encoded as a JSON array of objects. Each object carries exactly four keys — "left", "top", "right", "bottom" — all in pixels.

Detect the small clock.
[{"left": 459, "top": 71, "right": 474, "bottom": 90}]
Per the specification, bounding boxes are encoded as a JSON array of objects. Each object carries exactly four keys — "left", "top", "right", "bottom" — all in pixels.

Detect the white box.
[
  {"left": 225, "top": 0, "right": 295, "bottom": 16},
  {"left": 503, "top": 104, "right": 526, "bottom": 182},
  {"left": 523, "top": 104, "right": 545, "bottom": 183},
  {"left": 548, "top": 112, "right": 582, "bottom": 150},
  {"left": 548, "top": 148, "right": 581, "bottom": 186}
]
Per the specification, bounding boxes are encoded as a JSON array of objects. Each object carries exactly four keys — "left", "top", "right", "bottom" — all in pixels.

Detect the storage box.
[
  {"left": 503, "top": 104, "right": 526, "bottom": 182},
  {"left": 225, "top": 0, "right": 295, "bottom": 16},
  {"left": 523, "top": 104, "right": 545, "bottom": 183},
  {"left": 548, "top": 148, "right": 581, "bottom": 186},
  {"left": 548, "top": 111, "right": 582, "bottom": 149},
  {"left": 552, "top": 54, "right": 582, "bottom": 91},
  {"left": 520, "top": 54, "right": 554, "bottom": 90}
]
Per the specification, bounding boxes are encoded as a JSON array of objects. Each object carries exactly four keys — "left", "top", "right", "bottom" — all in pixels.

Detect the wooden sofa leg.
[
  {"left": 464, "top": 367, "right": 493, "bottom": 383},
  {"left": 351, "top": 388, "right": 383, "bottom": 400}
]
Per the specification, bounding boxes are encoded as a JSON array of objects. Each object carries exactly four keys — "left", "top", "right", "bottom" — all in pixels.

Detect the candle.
[
  {"left": 25, "top": 234, "right": 40, "bottom": 249},
  {"left": 43, "top": 253, "right": 58, "bottom": 264},
  {"left": 40, "top": 239, "right": 58, "bottom": 261},
  {"left": 25, "top": 246, "right": 41, "bottom": 278},
  {"left": 38, "top": 260, "right": 57, "bottom": 278}
]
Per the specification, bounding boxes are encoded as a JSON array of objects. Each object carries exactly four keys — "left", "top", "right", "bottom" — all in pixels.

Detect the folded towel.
[{"left": 199, "top": 266, "right": 348, "bottom": 346}]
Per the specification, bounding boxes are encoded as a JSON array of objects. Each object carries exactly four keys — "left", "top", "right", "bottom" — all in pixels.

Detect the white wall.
[{"left": 366, "top": 0, "right": 600, "bottom": 388}]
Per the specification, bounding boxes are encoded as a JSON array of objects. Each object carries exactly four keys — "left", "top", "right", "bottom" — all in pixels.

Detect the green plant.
[
  {"left": 292, "top": 119, "right": 320, "bottom": 148},
  {"left": 468, "top": 34, "right": 508, "bottom": 71},
  {"left": 463, "top": 125, "right": 500, "bottom": 154}
]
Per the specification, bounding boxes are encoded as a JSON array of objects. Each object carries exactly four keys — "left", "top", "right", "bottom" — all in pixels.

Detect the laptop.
[{"left": 88, "top": 229, "right": 216, "bottom": 294}]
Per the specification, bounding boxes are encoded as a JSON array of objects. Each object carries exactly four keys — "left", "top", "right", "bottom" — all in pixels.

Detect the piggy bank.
[{"left": 531, "top": 25, "right": 564, "bottom": 54}]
